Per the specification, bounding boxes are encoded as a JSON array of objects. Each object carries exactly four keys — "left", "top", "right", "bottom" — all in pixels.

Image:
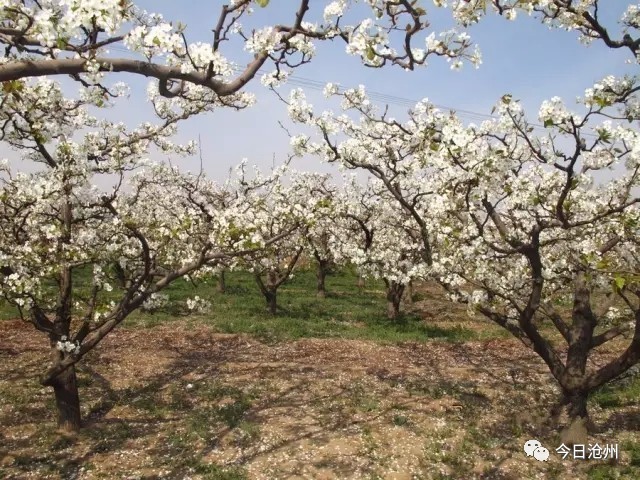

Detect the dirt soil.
[{"left": 0, "top": 319, "right": 638, "bottom": 480}]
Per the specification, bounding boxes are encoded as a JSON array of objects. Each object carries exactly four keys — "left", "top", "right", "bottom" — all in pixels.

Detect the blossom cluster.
[
  {"left": 186, "top": 296, "right": 212, "bottom": 314},
  {"left": 56, "top": 336, "right": 80, "bottom": 355}
]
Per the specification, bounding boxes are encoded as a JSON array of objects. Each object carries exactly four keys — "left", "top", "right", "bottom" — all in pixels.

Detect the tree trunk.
[
  {"left": 357, "top": 275, "right": 365, "bottom": 293},
  {"left": 317, "top": 260, "right": 328, "bottom": 298},
  {"left": 266, "top": 290, "right": 277, "bottom": 315},
  {"left": 51, "top": 363, "right": 81, "bottom": 432},
  {"left": 113, "top": 262, "right": 126, "bottom": 288},
  {"left": 385, "top": 281, "right": 404, "bottom": 321},
  {"left": 558, "top": 272, "right": 594, "bottom": 446},
  {"left": 387, "top": 299, "right": 400, "bottom": 320},
  {"left": 266, "top": 271, "right": 279, "bottom": 315},
  {"left": 255, "top": 273, "right": 278, "bottom": 315},
  {"left": 403, "top": 280, "right": 414, "bottom": 306},
  {"left": 217, "top": 270, "right": 226, "bottom": 293},
  {"left": 560, "top": 392, "right": 589, "bottom": 446}
]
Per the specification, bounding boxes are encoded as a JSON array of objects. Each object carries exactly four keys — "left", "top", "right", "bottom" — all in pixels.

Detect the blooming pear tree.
[
  {"left": 0, "top": 74, "right": 290, "bottom": 431},
  {"left": 370, "top": 202, "right": 428, "bottom": 319},
  {"left": 330, "top": 177, "right": 428, "bottom": 319},
  {"left": 440, "top": 0, "right": 640, "bottom": 442},
  {"left": 216, "top": 162, "right": 302, "bottom": 315},
  {"left": 427, "top": 88, "right": 640, "bottom": 445},
  {"left": 295, "top": 172, "right": 339, "bottom": 298},
  {"left": 288, "top": 84, "right": 441, "bottom": 315}
]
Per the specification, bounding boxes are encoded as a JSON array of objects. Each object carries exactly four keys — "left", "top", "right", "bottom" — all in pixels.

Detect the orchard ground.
[{"left": 0, "top": 270, "right": 638, "bottom": 480}]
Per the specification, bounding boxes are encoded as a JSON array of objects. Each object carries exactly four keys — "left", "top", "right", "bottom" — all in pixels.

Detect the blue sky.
[{"left": 8, "top": 1, "right": 638, "bottom": 180}]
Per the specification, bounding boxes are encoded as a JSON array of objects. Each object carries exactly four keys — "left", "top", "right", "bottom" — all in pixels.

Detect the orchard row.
[{"left": 0, "top": 1, "right": 637, "bottom": 447}]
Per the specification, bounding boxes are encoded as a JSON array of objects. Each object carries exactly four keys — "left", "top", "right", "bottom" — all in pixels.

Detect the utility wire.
[
  {"left": 104, "top": 44, "right": 597, "bottom": 136},
  {"left": 103, "top": 44, "right": 515, "bottom": 121}
]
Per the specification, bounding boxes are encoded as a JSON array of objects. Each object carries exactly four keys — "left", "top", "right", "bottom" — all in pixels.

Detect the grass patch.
[
  {"left": 117, "top": 269, "right": 483, "bottom": 344},
  {"left": 392, "top": 414, "right": 410, "bottom": 427},
  {"left": 588, "top": 465, "right": 639, "bottom": 480},
  {"left": 591, "top": 373, "right": 640, "bottom": 409},
  {"left": 0, "top": 267, "right": 495, "bottom": 344},
  {"left": 191, "top": 462, "right": 248, "bottom": 480}
]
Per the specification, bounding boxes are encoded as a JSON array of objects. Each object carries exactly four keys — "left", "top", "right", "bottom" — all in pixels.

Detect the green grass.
[
  {"left": 0, "top": 267, "right": 483, "bottom": 343},
  {"left": 591, "top": 373, "right": 640, "bottom": 409},
  {"left": 586, "top": 439, "right": 640, "bottom": 479},
  {"left": 190, "top": 462, "right": 247, "bottom": 480},
  {"left": 588, "top": 463, "right": 639, "bottom": 480},
  {"left": 588, "top": 377, "right": 640, "bottom": 480},
  {"left": 119, "top": 268, "right": 479, "bottom": 343},
  {"left": 180, "top": 271, "right": 474, "bottom": 342}
]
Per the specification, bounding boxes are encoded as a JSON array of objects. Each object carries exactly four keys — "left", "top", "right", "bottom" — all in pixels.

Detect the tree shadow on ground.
[{"left": 2, "top": 322, "right": 638, "bottom": 479}]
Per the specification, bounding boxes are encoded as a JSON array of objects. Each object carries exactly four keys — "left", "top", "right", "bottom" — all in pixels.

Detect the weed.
[
  {"left": 185, "top": 458, "right": 248, "bottom": 480},
  {"left": 392, "top": 414, "right": 410, "bottom": 427}
]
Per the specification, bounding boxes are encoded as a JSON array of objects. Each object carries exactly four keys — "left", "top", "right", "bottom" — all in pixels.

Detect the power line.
[
  {"left": 103, "top": 44, "right": 596, "bottom": 136},
  {"left": 103, "top": 44, "right": 507, "bottom": 121},
  {"left": 280, "top": 73, "right": 599, "bottom": 137}
]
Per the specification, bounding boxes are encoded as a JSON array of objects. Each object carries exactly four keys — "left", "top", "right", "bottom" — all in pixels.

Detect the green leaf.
[
  {"left": 597, "top": 128, "right": 612, "bottom": 143},
  {"left": 614, "top": 276, "right": 626, "bottom": 291},
  {"left": 366, "top": 45, "right": 376, "bottom": 61},
  {"left": 56, "top": 37, "right": 69, "bottom": 49},
  {"left": 544, "top": 119, "right": 554, "bottom": 128},
  {"left": 2, "top": 80, "right": 24, "bottom": 94},
  {"left": 624, "top": 217, "right": 638, "bottom": 230},
  {"left": 255, "top": 0, "right": 269, "bottom": 7}
]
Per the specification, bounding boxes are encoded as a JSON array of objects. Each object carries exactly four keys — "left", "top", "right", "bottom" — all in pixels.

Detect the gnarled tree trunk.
[
  {"left": 559, "top": 271, "right": 595, "bottom": 445},
  {"left": 47, "top": 351, "right": 82, "bottom": 432},
  {"left": 217, "top": 270, "right": 226, "bottom": 293},
  {"left": 316, "top": 259, "right": 329, "bottom": 298},
  {"left": 384, "top": 279, "right": 405, "bottom": 321},
  {"left": 113, "top": 262, "right": 127, "bottom": 288},
  {"left": 255, "top": 272, "right": 279, "bottom": 315},
  {"left": 403, "top": 280, "right": 414, "bottom": 307},
  {"left": 560, "top": 391, "right": 589, "bottom": 447},
  {"left": 265, "top": 289, "right": 277, "bottom": 315}
]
